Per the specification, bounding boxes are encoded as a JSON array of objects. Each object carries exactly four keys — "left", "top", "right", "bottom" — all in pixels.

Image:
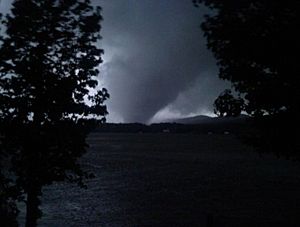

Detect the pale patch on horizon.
[
  {"left": 149, "top": 105, "right": 215, "bottom": 124},
  {"left": 105, "top": 110, "right": 124, "bottom": 123}
]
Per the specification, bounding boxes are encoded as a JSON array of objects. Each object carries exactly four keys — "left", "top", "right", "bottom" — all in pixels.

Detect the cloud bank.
[
  {"left": 99, "top": 0, "right": 228, "bottom": 123},
  {"left": 1, "top": 0, "right": 229, "bottom": 123}
]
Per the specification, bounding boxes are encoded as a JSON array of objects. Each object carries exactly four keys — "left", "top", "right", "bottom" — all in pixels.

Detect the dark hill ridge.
[
  {"left": 165, "top": 114, "right": 249, "bottom": 124},
  {"left": 97, "top": 115, "right": 252, "bottom": 134},
  {"left": 163, "top": 115, "right": 211, "bottom": 124}
]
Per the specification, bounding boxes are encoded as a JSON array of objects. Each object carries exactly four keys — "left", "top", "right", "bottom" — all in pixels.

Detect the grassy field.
[{"left": 18, "top": 133, "right": 300, "bottom": 226}]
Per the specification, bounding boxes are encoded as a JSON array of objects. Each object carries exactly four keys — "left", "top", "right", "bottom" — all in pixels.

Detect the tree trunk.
[{"left": 25, "top": 186, "right": 41, "bottom": 227}]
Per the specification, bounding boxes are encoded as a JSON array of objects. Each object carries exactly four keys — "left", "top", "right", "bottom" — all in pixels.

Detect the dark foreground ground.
[{"left": 19, "top": 133, "right": 300, "bottom": 226}]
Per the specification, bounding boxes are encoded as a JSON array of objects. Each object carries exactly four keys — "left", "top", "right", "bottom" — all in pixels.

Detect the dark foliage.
[
  {"left": 0, "top": 0, "right": 108, "bottom": 226},
  {"left": 194, "top": 0, "right": 300, "bottom": 117},
  {"left": 194, "top": 0, "right": 300, "bottom": 154},
  {"left": 0, "top": 171, "right": 19, "bottom": 227},
  {"left": 213, "top": 89, "right": 244, "bottom": 117}
]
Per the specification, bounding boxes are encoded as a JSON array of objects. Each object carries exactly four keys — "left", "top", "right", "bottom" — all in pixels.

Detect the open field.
[{"left": 18, "top": 133, "right": 300, "bottom": 226}]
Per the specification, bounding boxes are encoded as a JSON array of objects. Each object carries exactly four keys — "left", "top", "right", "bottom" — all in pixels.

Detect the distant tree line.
[{"left": 95, "top": 120, "right": 251, "bottom": 135}]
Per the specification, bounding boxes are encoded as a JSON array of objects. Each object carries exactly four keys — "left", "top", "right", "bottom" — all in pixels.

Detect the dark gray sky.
[{"left": 0, "top": 0, "right": 229, "bottom": 123}]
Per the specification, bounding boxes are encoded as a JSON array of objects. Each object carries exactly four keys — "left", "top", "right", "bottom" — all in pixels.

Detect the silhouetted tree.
[
  {"left": 194, "top": 0, "right": 299, "bottom": 117},
  {"left": 194, "top": 0, "right": 299, "bottom": 154},
  {"left": 0, "top": 12, "right": 19, "bottom": 226},
  {"left": 0, "top": 0, "right": 108, "bottom": 226},
  {"left": 214, "top": 89, "right": 244, "bottom": 117}
]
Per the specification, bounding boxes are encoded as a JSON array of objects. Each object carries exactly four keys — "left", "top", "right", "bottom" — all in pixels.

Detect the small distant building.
[{"left": 163, "top": 129, "right": 170, "bottom": 133}]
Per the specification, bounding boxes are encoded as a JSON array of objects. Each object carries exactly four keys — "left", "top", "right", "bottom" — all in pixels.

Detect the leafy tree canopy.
[
  {"left": 0, "top": 0, "right": 109, "bottom": 226},
  {"left": 194, "top": 0, "right": 300, "bottom": 117},
  {"left": 214, "top": 89, "right": 244, "bottom": 117}
]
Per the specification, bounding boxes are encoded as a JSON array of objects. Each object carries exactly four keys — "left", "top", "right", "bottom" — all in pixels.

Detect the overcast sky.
[{"left": 0, "top": 0, "right": 229, "bottom": 123}]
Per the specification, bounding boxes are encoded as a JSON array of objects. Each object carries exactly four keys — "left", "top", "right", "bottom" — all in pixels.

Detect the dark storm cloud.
[
  {"left": 98, "top": 0, "right": 228, "bottom": 123},
  {"left": 0, "top": 0, "right": 12, "bottom": 13},
  {"left": 0, "top": 0, "right": 228, "bottom": 123}
]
